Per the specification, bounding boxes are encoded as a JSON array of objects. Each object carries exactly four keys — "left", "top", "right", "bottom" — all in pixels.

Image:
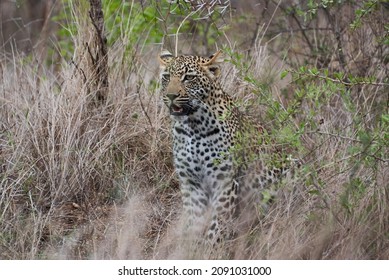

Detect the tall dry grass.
[
  {"left": 1, "top": 43, "right": 387, "bottom": 259},
  {"left": 0, "top": 46, "right": 177, "bottom": 259},
  {"left": 0, "top": 0, "right": 388, "bottom": 260}
]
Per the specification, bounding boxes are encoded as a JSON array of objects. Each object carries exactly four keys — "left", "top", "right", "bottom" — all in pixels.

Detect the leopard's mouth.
[{"left": 169, "top": 104, "right": 189, "bottom": 116}]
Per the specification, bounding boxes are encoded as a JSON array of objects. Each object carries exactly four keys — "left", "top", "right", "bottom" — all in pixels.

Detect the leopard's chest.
[{"left": 172, "top": 114, "right": 233, "bottom": 183}]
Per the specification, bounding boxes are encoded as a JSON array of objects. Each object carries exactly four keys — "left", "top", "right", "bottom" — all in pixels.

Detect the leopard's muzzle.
[{"left": 164, "top": 93, "right": 193, "bottom": 116}]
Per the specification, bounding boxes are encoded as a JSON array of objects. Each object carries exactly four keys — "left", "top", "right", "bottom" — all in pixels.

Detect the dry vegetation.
[{"left": 0, "top": 0, "right": 388, "bottom": 259}]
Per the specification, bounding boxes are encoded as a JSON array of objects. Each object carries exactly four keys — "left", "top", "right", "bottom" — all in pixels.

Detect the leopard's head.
[{"left": 159, "top": 50, "right": 223, "bottom": 116}]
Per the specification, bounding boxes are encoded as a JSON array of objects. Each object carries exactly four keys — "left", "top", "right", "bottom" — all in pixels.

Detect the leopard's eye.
[
  {"left": 183, "top": 73, "right": 196, "bottom": 82},
  {"left": 162, "top": 73, "right": 170, "bottom": 81}
]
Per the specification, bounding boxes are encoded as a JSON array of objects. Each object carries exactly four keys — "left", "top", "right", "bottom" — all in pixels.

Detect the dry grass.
[
  {"left": 0, "top": 47, "right": 177, "bottom": 259},
  {"left": 1, "top": 44, "right": 387, "bottom": 259},
  {"left": 0, "top": 1, "right": 388, "bottom": 260}
]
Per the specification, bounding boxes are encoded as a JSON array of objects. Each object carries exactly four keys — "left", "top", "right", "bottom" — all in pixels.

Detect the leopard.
[{"left": 158, "top": 50, "right": 298, "bottom": 244}]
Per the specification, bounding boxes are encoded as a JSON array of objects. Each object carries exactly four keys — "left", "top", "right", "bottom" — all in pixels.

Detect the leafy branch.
[{"left": 283, "top": 68, "right": 389, "bottom": 87}]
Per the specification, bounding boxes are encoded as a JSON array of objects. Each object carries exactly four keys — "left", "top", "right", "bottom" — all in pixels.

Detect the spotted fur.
[{"left": 159, "top": 50, "right": 297, "bottom": 243}]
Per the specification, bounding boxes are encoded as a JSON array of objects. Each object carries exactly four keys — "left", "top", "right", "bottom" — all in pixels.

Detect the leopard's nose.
[{"left": 166, "top": 93, "right": 179, "bottom": 101}]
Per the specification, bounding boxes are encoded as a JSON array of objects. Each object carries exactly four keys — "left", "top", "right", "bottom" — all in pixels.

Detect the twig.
[
  {"left": 175, "top": 11, "right": 196, "bottom": 56},
  {"left": 136, "top": 82, "right": 153, "bottom": 129},
  {"left": 292, "top": 70, "right": 389, "bottom": 87},
  {"left": 70, "top": 59, "right": 87, "bottom": 84},
  {"left": 307, "top": 130, "right": 362, "bottom": 143}
]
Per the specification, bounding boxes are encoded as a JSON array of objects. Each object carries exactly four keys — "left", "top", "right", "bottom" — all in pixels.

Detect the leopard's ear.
[
  {"left": 200, "top": 50, "right": 224, "bottom": 78},
  {"left": 159, "top": 50, "right": 174, "bottom": 66},
  {"left": 207, "top": 50, "right": 224, "bottom": 64}
]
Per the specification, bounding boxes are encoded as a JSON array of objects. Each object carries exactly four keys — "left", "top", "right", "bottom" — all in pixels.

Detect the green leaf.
[
  {"left": 382, "top": 114, "right": 389, "bottom": 124},
  {"left": 308, "top": 68, "right": 319, "bottom": 76},
  {"left": 280, "top": 70, "right": 289, "bottom": 79},
  {"left": 308, "top": 189, "right": 320, "bottom": 195},
  {"left": 358, "top": 131, "right": 371, "bottom": 146}
]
